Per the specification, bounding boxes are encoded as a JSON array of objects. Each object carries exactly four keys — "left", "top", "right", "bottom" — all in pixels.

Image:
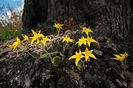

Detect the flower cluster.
[
  {"left": 8, "top": 22, "right": 128, "bottom": 69},
  {"left": 76, "top": 36, "right": 97, "bottom": 47},
  {"left": 68, "top": 27, "right": 97, "bottom": 66},
  {"left": 30, "top": 30, "right": 49, "bottom": 46},
  {"left": 8, "top": 30, "right": 49, "bottom": 50},
  {"left": 69, "top": 48, "right": 96, "bottom": 66}
]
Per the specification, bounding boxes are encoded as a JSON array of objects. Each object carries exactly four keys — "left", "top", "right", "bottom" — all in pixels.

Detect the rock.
[
  {"left": 106, "top": 80, "right": 117, "bottom": 88},
  {"left": 93, "top": 49, "right": 103, "bottom": 57}
]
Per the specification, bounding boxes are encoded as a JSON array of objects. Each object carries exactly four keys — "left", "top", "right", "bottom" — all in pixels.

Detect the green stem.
[
  {"left": 43, "top": 48, "right": 52, "bottom": 60},
  {"left": 57, "top": 30, "right": 60, "bottom": 36},
  {"left": 20, "top": 44, "right": 38, "bottom": 59},
  {"left": 25, "top": 51, "right": 38, "bottom": 59},
  {"left": 83, "top": 61, "right": 85, "bottom": 69},
  {"left": 63, "top": 43, "right": 67, "bottom": 54},
  {"left": 121, "top": 61, "right": 126, "bottom": 73},
  {"left": 81, "top": 60, "right": 85, "bottom": 70},
  {"left": 41, "top": 43, "right": 53, "bottom": 60}
]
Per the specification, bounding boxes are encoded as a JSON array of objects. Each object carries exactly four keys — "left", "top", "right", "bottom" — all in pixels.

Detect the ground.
[{"left": 0, "top": 20, "right": 133, "bottom": 88}]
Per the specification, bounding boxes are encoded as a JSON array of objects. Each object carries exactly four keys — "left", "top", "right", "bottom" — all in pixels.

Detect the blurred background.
[{"left": 0, "top": 0, "right": 24, "bottom": 40}]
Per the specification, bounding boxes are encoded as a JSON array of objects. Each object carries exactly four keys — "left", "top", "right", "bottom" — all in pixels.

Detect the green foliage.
[
  {"left": 40, "top": 51, "right": 61, "bottom": 66},
  {"left": 40, "top": 51, "right": 59, "bottom": 59},
  {"left": 0, "top": 28, "right": 21, "bottom": 40},
  {"left": 51, "top": 56, "right": 61, "bottom": 66}
]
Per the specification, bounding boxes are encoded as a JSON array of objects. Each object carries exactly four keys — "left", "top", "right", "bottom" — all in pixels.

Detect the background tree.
[
  {"left": 106, "top": 0, "right": 132, "bottom": 40},
  {"left": 22, "top": 0, "right": 132, "bottom": 40}
]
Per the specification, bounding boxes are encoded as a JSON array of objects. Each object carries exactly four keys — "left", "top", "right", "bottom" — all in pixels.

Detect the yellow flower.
[
  {"left": 30, "top": 30, "right": 43, "bottom": 45},
  {"left": 86, "top": 37, "right": 97, "bottom": 47},
  {"left": 69, "top": 50, "right": 84, "bottom": 66},
  {"left": 22, "top": 34, "right": 29, "bottom": 42},
  {"left": 53, "top": 23, "right": 64, "bottom": 30},
  {"left": 41, "top": 36, "right": 49, "bottom": 46},
  {"left": 76, "top": 36, "right": 87, "bottom": 47},
  {"left": 82, "top": 48, "right": 96, "bottom": 62},
  {"left": 82, "top": 27, "right": 93, "bottom": 36},
  {"left": 8, "top": 37, "right": 21, "bottom": 50},
  {"left": 114, "top": 52, "right": 128, "bottom": 62},
  {"left": 35, "top": 39, "right": 40, "bottom": 44},
  {"left": 63, "top": 35, "right": 74, "bottom": 43}
]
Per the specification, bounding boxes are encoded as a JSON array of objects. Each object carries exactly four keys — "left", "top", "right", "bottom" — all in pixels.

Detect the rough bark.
[
  {"left": 22, "top": 0, "right": 132, "bottom": 40},
  {"left": 22, "top": 0, "right": 48, "bottom": 34},
  {"left": 130, "top": 0, "right": 133, "bottom": 40},
  {"left": 22, "top": 0, "right": 107, "bottom": 33},
  {"left": 106, "top": 0, "right": 132, "bottom": 40}
]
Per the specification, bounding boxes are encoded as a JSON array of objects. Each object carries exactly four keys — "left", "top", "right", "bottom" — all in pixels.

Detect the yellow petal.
[
  {"left": 75, "top": 58, "right": 80, "bottom": 66},
  {"left": 87, "top": 42, "right": 91, "bottom": 47},
  {"left": 90, "top": 54, "right": 96, "bottom": 59},
  {"left": 69, "top": 55, "right": 76, "bottom": 60},
  {"left": 31, "top": 38, "right": 36, "bottom": 45},
  {"left": 85, "top": 55, "right": 90, "bottom": 62},
  {"left": 35, "top": 39, "right": 40, "bottom": 44},
  {"left": 22, "top": 34, "right": 29, "bottom": 42},
  {"left": 114, "top": 54, "right": 121, "bottom": 59},
  {"left": 76, "top": 37, "right": 87, "bottom": 47},
  {"left": 32, "top": 30, "right": 37, "bottom": 36}
]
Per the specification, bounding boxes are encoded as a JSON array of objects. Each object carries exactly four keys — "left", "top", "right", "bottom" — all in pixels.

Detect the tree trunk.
[
  {"left": 106, "top": 0, "right": 132, "bottom": 40},
  {"left": 22, "top": 0, "right": 48, "bottom": 34},
  {"left": 22, "top": 0, "right": 132, "bottom": 39},
  {"left": 22, "top": 0, "right": 108, "bottom": 33}
]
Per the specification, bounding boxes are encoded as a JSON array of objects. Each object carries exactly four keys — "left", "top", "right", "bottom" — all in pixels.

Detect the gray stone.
[{"left": 93, "top": 49, "right": 103, "bottom": 56}]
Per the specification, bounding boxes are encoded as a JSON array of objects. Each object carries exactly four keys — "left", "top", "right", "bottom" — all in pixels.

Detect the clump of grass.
[{"left": 0, "top": 28, "right": 21, "bottom": 40}]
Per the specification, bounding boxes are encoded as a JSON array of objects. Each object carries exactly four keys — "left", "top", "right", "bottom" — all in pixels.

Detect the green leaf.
[
  {"left": 77, "top": 62, "right": 82, "bottom": 70},
  {"left": 40, "top": 53, "right": 49, "bottom": 59},
  {"left": 52, "top": 56, "right": 61, "bottom": 66},
  {"left": 40, "top": 51, "right": 59, "bottom": 59}
]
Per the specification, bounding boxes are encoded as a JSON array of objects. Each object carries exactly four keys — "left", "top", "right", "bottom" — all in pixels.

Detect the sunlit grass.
[{"left": 0, "top": 28, "right": 21, "bottom": 40}]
